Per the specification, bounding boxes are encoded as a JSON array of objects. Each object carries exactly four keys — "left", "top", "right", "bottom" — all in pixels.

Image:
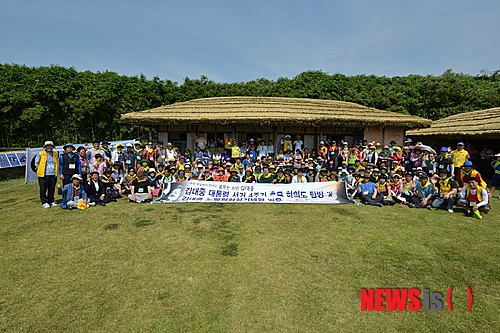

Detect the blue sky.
[{"left": 1, "top": 0, "right": 499, "bottom": 83}]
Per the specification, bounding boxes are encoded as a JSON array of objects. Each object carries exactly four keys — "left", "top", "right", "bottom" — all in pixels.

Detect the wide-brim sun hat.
[
  {"left": 71, "top": 174, "right": 82, "bottom": 181},
  {"left": 63, "top": 142, "right": 75, "bottom": 150}
]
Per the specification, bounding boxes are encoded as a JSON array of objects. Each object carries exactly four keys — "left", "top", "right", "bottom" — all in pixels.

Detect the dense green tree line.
[{"left": 1, "top": 64, "right": 499, "bottom": 148}]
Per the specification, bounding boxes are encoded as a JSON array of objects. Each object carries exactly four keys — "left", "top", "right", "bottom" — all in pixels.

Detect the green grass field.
[{"left": 1, "top": 178, "right": 499, "bottom": 332}]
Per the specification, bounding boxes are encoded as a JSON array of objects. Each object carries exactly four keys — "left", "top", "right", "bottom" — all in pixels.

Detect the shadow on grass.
[
  {"left": 221, "top": 242, "right": 238, "bottom": 257},
  {"left": 134, "top": 219, "right": 154, "bottom": 228},
  {"left": 104, "top": 223, "right": 120, "bottom": 230}
]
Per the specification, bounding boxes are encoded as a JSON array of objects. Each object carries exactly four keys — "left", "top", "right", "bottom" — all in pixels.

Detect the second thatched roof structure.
[
  {"left": 407, "top": 107, "right": 500, "bottom": 139},
  {"left": 121, "top": 96, "right": 431, "bottom": 129}
]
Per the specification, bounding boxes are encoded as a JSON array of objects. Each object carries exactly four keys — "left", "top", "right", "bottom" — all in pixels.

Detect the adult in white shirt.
[
  {"left": 195, "top": 134, "right": 207, "bottom": 150},
  {"left": 293, "top": 135, "right": 303, "bottom": 153},
  {"left": 292, "top": 169, "right": 308, "bottom": 183}
]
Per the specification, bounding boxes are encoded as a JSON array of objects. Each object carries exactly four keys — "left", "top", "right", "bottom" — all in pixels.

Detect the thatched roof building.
[
  {"left": 122, "top": 96, "right": 430, "bottom": 128},
  {"left": 407, "top": 107, "right": 500, "bottom": 139},
  {"left": 122, "top": 96, "right": 431, "bottom": 151}
]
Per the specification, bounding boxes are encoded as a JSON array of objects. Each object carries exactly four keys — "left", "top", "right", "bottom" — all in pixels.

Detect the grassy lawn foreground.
[{"left": 0, "top": 179, "right": 499, "bottom": 332}]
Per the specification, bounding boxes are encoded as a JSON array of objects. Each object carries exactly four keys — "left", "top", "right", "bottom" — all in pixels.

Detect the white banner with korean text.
[{"left": 153, "top": 181, "right": 354, "bottom": 204}]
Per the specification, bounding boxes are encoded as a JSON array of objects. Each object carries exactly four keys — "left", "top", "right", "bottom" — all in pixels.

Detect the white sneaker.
[
  {"left": 88, "top": 202, "right": 96, "bottom": 206},
  {"left": 42, "top": 203, "right": 50, "bottom": 209},
  {"left": 51, "top": 202, "right": 58, "bottom": 207},
  {"left": 448, "top": 209, "right": 453, "bottom": 213}
]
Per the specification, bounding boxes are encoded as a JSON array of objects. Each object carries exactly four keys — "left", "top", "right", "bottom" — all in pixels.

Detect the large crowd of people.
[{"left": 34, "top": 135, "right": 500, "bottom": 218}]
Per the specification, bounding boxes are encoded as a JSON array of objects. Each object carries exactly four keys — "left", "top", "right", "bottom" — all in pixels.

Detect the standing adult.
[
  {"left": 77, "top": 146, "right": 90, "bottom": 184},
  {"left": 155, "top": 141, "right": 167, "bottom": 166},
  {"left": 101, "top": 141, "right": 112, "bottom": 161},
  {"left": 450, "top": 142, "right": 469, "bottom": 177},
  {"left": 293, "top": 135, "right": 303, "bottom": 153},
  {"left": 230, "top": 139, "right": 241, "bottom": 164},
  {"left": 282, "top": 135, "right": 293, "bottom": 152},
  {"left": 111, "top": 143, "right": 125, "bottom": 166},
  {"left": 122, "top": 143, "right": 137, "bottom": 171},
  {"left": 195, "top": 134, "right": 207, "bottom": 151},
  {"left": 490, "top": 153, "right": 500, "bottom": 201},
  {"left": 35, "top": 141, "right": 59, "bottom": 208},
  {"left": 143, "top": 141, "right": 157, "bottom": 167},
  {"left": 58, "top": 143, "right": 81, "bottom": 186},
  {"left": 165, "top": 142, "right": 177, "bottom": 160},
  {"left": 87, "top": 140, "right": 107, "bottom": 167}
]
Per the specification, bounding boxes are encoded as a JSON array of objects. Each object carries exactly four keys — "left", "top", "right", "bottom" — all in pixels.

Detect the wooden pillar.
[
  {"left": 187, "top": 125, "right": 195, "bottom": 150},
  {"left": 318, "top": 127, "right": 323, "bottom": 150},
  {"left": 314, "top": 127, "right": 318, "bottom": 150},
  {"left": 148, "top": 126, "right": 153, "bottom": 141},
  {"left": 273, "top": 126, "right": 278, "bottom": 157}
]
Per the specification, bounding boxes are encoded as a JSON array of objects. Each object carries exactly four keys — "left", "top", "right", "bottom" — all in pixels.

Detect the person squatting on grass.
[
  {"left": 41, "top": 138, "right": 497, "bottom": 218},
  {"left": 408, "top": 173, "right": 434, "bottom": 209},
  {"left": 457, "top": 177, "right": 490, "bottom": 219},
  {"left": 128, "top": 170, "right": 152, "bottom": 203},
  {"left": 57, "top": 174, "right": 88, "bottom": 210},
  {"left": 358, "top": 175, "right": 383, "bottom": 207},
  {"left": 431, "top": 169, "right": 458, "bottom": 213}
]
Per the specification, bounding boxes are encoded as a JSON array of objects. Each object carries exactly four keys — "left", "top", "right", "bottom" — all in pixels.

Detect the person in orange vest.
[
  {"left": 214, "top": 167, "right": 227, "bottom": 182},
  {"left": 455, "top": 161, "right": 487, "bottom": 189},
  {"left": 143, "top": 141, "right": 157, "bottom": 167},
  {"left": 457, "top": 177, "right": 490, "bottom": 219},
  {"left": 318, "top": 141, "right": 328, "bottom": 159},
  {"left": 35, "top": 140, "right": 60, "bottom": 208},
  {"left": 315, "top": 167, "right": 329, "bottom": 182}
]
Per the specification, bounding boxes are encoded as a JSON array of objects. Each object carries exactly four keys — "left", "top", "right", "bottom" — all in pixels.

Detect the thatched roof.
[
  {"left": 407, "top": 107, "right": 500, "bottom": 139},
  {"left": 121, "top": 96, "right": 431, "bottom": 129}
]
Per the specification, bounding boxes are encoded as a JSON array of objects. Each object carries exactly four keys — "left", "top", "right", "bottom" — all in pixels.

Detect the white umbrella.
[{"left": 414, "top": 144, "right": 437, "bottom": 155}]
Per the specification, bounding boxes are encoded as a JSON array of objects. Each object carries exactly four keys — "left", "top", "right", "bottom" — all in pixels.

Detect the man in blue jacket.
[{"left": 57, "top": 174, "right": 88, "bottom": 210}]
